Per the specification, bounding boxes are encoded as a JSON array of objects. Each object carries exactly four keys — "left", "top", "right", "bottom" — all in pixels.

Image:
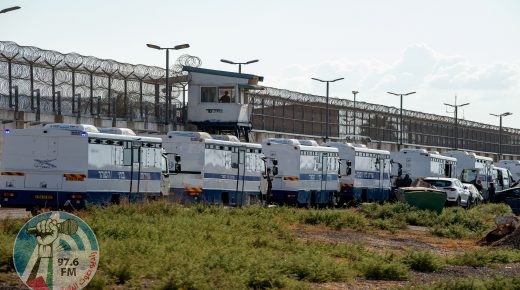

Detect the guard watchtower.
[{"left": 183, "top": 66, "right": 263, "bottom": 141}]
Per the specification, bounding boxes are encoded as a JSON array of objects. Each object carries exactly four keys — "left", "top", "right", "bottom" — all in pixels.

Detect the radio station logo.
[{"left": 13, "top": 211, "right": 99, "bottom": 290}]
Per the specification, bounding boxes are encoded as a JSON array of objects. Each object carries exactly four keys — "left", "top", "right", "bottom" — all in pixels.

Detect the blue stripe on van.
[
  {"left": 354, "top": 171, "right": 390, "bottom": 180},
  {"left": 203, "top": 173, "right": 261, "bottom": 181},
  {"left": 87, "top": 170, "right": 161, "bottom": 180},
  {"left": 299, "top": 174, "right": 339, "bottom": 181}
]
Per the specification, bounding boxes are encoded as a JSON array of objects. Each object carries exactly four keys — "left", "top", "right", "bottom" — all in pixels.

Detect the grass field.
[{"left": 0, "top": 202, "right": 518, "bottom": 289}]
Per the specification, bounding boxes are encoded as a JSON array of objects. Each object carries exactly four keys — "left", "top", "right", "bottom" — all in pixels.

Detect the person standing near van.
[
  {"left": 475, "top": 179, "right": 483, "bottom": 193},
  {"left": 488, "top": 182, "right": 496, "bottom": 202},
  {"left": 402, "top": 174, "right": 413, "bottom": 187},
  {"left": 262, "top": 168, "right": 273, "bottom": 203}
]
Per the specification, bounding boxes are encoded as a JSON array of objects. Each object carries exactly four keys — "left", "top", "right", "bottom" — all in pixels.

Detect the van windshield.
[{"left": 461, "top": 169, "right": 478, "bottom": 183}]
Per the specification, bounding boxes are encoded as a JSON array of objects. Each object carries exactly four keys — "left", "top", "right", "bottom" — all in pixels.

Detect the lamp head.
[
  {"left": 174, "top": 43, "right": 190, "bottom": 50},
  {"left": 0, "top": 6, "right": 21, "bottom": 13},
  {"left": 146, "top": 43, "right": 161, "bottom": 50},
  {"left": 220, "top": 59, "right": 235, "bottom": 65}
]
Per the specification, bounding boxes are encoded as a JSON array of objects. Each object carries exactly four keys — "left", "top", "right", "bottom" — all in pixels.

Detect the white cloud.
[{"left": 265, "top": 44, "right": 520, "bottom": 127}]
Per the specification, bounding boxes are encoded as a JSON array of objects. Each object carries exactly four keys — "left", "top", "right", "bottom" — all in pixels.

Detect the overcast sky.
[{"left": 2, "top": 0, "right": 519, "bottom": 128}]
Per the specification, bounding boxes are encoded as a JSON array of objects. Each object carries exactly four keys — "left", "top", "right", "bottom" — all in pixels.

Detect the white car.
[
  {"left": 462, "top": 183, "right": 484, "bottom": 206},
  {"left": 423, "top": 177, "right": 471, "bottom": 207}
]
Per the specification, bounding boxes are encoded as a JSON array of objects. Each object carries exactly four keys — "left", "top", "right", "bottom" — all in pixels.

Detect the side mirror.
[
  {"left": 272, "top": 159, "right": 278, "bottom": 166},
  {"left": 272, "top": 166, "right": 278, "bottom": 176},
  {"left": 175, "top": 163, "right": 181, "bottom": 173},
  {"left": 347, "top": 168, "right": 352, "bottom": 176}
]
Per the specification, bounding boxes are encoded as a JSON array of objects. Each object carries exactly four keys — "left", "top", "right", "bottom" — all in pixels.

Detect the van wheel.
[{"left": 30, "top": 207, "right": 39, "bottom": 216}]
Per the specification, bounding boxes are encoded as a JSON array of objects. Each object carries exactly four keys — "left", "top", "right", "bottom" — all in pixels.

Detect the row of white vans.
[{"left": 0, "top": 123, "right": 518, "bottom": 212}]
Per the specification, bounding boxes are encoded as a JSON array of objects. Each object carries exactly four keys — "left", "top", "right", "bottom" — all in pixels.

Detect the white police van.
[
  {"left": 0, "top": 124, "right": 167, "bottom": 214},
  {"left": 261, "top": 138, "right": 339, "bottom": 207},
  {"left": 162, "top": 131, "right": 264, "bottom": 205},
  {"left": 325, "top": 142, "right": 391, "bottom": 204},
  {"left": 390, "top": 148, "right": 457, "bottom": 183}
]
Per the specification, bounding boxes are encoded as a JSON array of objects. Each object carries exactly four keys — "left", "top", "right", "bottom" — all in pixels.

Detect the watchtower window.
[
  {"left": 218, "top": 87, "right": 235, "bottom": 103},
  {"left": 201, "top": 86, "right": 237, "bottom": 103},
  {"left": 201, "top": 87, "right": 217, "bottom": 102}
]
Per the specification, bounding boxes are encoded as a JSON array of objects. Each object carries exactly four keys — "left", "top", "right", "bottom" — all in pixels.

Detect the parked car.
[
  {"left": 423, "top": 177, "right": 471, "bottom": 207},
  {"left": 462, "top": 183, "right": 483, "bottom": 206},
  {"left": 492, "top": 187, "right": 520, "bottom": 203}
]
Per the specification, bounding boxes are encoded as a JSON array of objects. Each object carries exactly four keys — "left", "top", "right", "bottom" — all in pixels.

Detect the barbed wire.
[
  {"left": 249, "top": 86, "right": 519, "bottom": 134},
  {"left": 0, "top": 41, "right": 201, "bottom": 121}
]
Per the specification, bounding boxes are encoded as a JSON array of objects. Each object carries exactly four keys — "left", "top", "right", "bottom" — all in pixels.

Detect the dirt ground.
[
  {"left": 0, "top": 208, "right": 31, "bottom": 220},
  {"left": 295, "top": 225, "right": 476, "bottom": 256},
  {"left": 295, "top": 225, "right": 520, "bottom": 289}
]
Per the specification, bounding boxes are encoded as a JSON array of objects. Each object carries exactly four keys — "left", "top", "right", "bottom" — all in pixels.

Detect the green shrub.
[
  {"left": 429, "top": 207, "right": 491, "bottom": 238},
  {"left": 426, "top": 275, "right": 520, "bottom": 290},
  {"left": 107, "top": 263, "right": 132, "bottom": 285},
  {"left": 359, "top": 202, "right": 437, "bottom": 231},
  {"left": 85, "top": 272, "right": 108, "bottom": 290},
  {"left": 404, "top": 210, "right": 439, "bottom": 227},
  {"left": 281, "top": 252, "right": 352, "bottom": 283},
  {"left": 449, "top": 249, "right": 520, "bottom": 267},
  {"left": 0, "top": 218, "right": 26, "bottom": 236},
  {"left": 359, "top": 202, "right": 413, "bottom": 220},
  {"left": 299, "top": 210, "right": 341, "bottom": 227},
  {"left": 297, "top": 209, "right": 369, "bottom": 231},
  {"left": 401, "top": 250, "right": 443, "bottom": 272},
  {"left": 360, "top": 258, "right": 409, "bottom": 281},
  {"left": 371, "top": 217, "right": 407, "bottom": 233}
]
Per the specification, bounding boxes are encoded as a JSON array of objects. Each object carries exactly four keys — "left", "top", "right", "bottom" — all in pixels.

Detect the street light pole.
[
  {"left": 312, "top": 77, "right": 344, "bottom": 140},
  {"left": 490, "top": 112, "right": 513, "bottom": 159},
  {"left": 220, "top": 59, "right": 259, "bottom": 73},
  {"left": 387, "top": 91, "right": 416, "bottom": 149},
  {"left": 444, "top": 99, "right": 469, "bottom": 149},
  {"left": 352, "top": 91, "right": 359, "bottom": 136},
  {"left": 166, "top": 48, "right": 169, "bottom": 123},
  {"left": 146, "top": 43, "right": 190, "bottom": 126}
]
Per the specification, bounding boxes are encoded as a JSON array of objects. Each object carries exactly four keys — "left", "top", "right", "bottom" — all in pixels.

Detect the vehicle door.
[
  {"left": 160, "top": 154, "right": 170, "bottom": 196},
  {"left": 235, "top": 146, "right": 247, "bottom": 205},
  {"left": 456, "top": 180, "right": 469, "bottom": 203},
  {"left": 320, "top": 152, "right": 327, "bottom": 194},
  {"left": 377, "top": 156, "right": 384, "bottom": 190}
]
